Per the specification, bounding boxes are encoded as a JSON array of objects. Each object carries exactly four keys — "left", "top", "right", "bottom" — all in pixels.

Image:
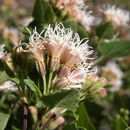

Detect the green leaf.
[
  {"left": 11, "top": 126, "right": 21, "bottom": 130},
  {"left": 62, "top": 20, "right": 89, "bottom": 39},
  {"left": 62, "top": 123, "right": 77, "bottom": 130},
  {"left": 0, "top": 113, "right": 10, "bottom": 130},
  {"left": 98, "top": 40, "right": 130, "bottom": 59},
  {"left": 24, "top": 78, "right": 42, "bottom": 97},
  {"left": 0, "top": 71, "right": 10, "bottom": 83},
  {"left": 95, "top": 22, "right": 114, "bottom": 39},
  {"left": 65, "top": 110, "right": 79, "bottom": 121},
  {"left": 41, "top": 89, "right": 80, "bottom": 112},
  {"left": 114, "top": 115, "right": 128, "bottom": 130},
  {"left": 63, "top": 123, "right": 87, "bottom": 130},
  {"left": 63, "top": 19, "right": 78, "bottom": 32},
  {"left": 10, "top": 78, "right": 20, "bottom": 84},
  {"left": 77, "top": 103, "right": 96, "bottom": 130},
  {"left": 77, "top": 25, "right": 89, "bottom": 39},
  {"left": 32, "top": 0, "right": 56, "bottom": 24}
]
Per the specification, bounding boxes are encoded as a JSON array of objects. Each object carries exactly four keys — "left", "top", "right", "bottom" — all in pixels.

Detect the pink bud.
[{"left": 100, "top": 88, "right": 107, "bottom": 97}]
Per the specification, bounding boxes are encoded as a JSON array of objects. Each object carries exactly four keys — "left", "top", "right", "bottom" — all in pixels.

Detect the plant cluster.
[{"left": 0, "top": 0, "right": 130, "bottom": 130}]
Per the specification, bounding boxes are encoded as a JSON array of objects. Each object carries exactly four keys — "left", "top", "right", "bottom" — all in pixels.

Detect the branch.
[
  {"left": 23, "top": 103, "right": 29, "bottom": 130},
  {"left": 33, "top": 117, "right": 42, "bottom": 130},
  {"left": 41, "top": 114, "right": 56, "bottom": 130}
]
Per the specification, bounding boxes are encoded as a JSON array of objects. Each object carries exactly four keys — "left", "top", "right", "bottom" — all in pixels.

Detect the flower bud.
[
  {"left": 84, "top": 74, "right": 99, "bottom": 89},
  {"left": 99, "top": 88, "right": 107, "bottom": 97},
  {"left": 90, "top": 77, "right": 108, "bottom": 96},
  {"left": 2, "top": 53, "right": 15, "bottom": 72},
  {"left": 12, "top": 46, "right": 34, "bottom": 74}
]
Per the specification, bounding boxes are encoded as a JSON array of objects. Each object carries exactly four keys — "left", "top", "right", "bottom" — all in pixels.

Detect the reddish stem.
[
  {"left": 41, "top": 114, "right": 56, "bottom": 130},
  {"left": 23, "top": 103, "right": 28, "bottom": 130}
]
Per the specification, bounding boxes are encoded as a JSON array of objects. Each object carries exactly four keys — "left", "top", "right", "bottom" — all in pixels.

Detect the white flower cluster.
[
  {"left": 103, "top": 5, "right": 129, "bottom": 26},
  {"left": 25, "top": 23, "right": 96, "bottom": 89},
  {"left": 50, "top": 0, "right": 96, "bottom": 31},
  {"left": 0, "top": 81, "right": 18, "bottom": 91},
  {"left": 101, "top": 61, "right": 123, "bottom": 91},
  {"left": 0, "top": 44, "right": 6, "bottom": 59}
]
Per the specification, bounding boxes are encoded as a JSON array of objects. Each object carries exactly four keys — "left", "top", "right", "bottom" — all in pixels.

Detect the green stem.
[
  {"left": 47, "top": 72, "right": 53, "bottom": 94},
  {"left": 43, "top": 75, "right": 47, "bottom": 95},
  {"left": 17, "top": 85, "right": 23, "bottom": 96},
  {"left": 94, "top": 56, "right": 105, "bottom": 65}
]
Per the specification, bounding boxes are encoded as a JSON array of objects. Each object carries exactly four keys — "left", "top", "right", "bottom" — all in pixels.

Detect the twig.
[
  {"left": 33, "top": 117, "right": 42, "bottom": 130},
  {"left": 41, "top": 114, "right": 56, "bottom": 130},
  {"left": 23, "top": 103, "right": 28, "bottom": 130}
]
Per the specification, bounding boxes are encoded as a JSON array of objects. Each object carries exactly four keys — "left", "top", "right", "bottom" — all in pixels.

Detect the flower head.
[
  {"left": 101, "top": 61, "right": 123, "bottom": 92},
  {"left": 81, "top": 13, "right": 97, "bottom": 32},
  {"left": 3, "top": 28, "right": 23, "bottom": 44},
  {"left": 0, "top": 81, "right": 17, "bottom": 91},
  {"left": 50, "top": 0, "right": 85, "bottom": 10},
  {"left": 83, "top": 74, "right": 108, "bottom": 98},
  {"left": 0, "top": 44, "right": 6, "bottom": 59},
  {"left": 50, "top": 0, "right": 96, "bottom": 32},
  {"left": 25, "top": 28, "right": 46, "bottom": 74},
  {"left": 103, "top": 5, "right": 129, "bottom": 27},
  {"left": 23, "top": 23, "right": 95, "bottom": 90}
]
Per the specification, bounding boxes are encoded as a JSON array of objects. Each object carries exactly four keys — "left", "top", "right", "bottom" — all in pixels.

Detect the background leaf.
[
  {"left": 63, "top": 19, "right": 78, "bottom": 32},
  {"left": 63, "top": 123, "right": 87, "bottom": 130},
  {"left": 98, "top": 40, "right": 130, "bottom": 59},
  {"left": 95, "top": 22, "right": 114, "bottom": 39},
  {"left": 114, "top": 115, "right": 128, "bottom": 130},
  {"left": 0, "top": 113, "right": 10, "bottom": 130},
  {"left": 32, "top": 0, "right": 56, "bottom": 24},
  {"left": 0, "top": 71, "right": 10, "bottom": 83},
  {"left": 77, "top": 103, "right": 96, "bottom": 130}
]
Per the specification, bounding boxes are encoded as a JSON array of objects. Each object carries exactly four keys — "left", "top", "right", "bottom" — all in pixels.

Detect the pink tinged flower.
[
  {"left": 101, "top": 61, "right": 123, "bottom": 92},
  {"left": 28, "top": 41, "right": 45, "bottom": 62},
  {"left": 0, "top": 81, "right": 17, "bottom": 91},
  {"left": 29, "top": 43, "right": 46, "bottom": 74},
  {"left": 53, "top": 116, "right": 65, "bottom": 127},
  {"left": 103, "top": 5, "right": 129, "bottom": 27},
  {"left": 50, "top": 0, "right": 96, "bottom": 32},
  {"left": 26, "top": 29, "right": 46, "bottom": 74},
  {"left": 19, "top": 17, "right": 33, "bottom": 27},
  {"left": 60, "top": 45, "right": 72, "bottom": 63},
  {"left": 60, "top": 54, "right": 81, "bottom": 76},
  {"left": 44, "top": 23, "right": 93, "bottom": 70},
  {"left": 57, "top": 77, "right": 71, "bottom": 89},
  {"left": 58, "top": 67, "right": 85, "bottom": 89},
  {"left": 84, "top": 74, "right": 99, "bottom": 89},
  {"left": 60, "top": 44, "right": 87, "bottom": 76},
  {"left": 45, "top": 43, "right": 63, "bottom": 71},
  {"left": 23, "top": 23, "right": 95, "bottom": 91},
  {"left": 3, "top": 28, "right": 23, "bottom": 44},
  {"left": 27, "top": 29, "right": 46, "bottom": 61},
  {"left": 90, "top": 77, "right": 108, "bottom": 94},
  {"left": 60, "top": 67, "right": 69, "bottom": 77},
  {"left": 67, "top": 67, "right": 85, "bottom": 83},
  {"left": 0, "top": 44, "right": 6, "bottom": 59},
  {"left": 82, "top": 13, "right": 98, "bottom": 32},
  {"left": 2, "top": 53, "right": 15, "bottom": 72},
  {"left": 99, "top": 88, "right": 107, "bottom": 97}
]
